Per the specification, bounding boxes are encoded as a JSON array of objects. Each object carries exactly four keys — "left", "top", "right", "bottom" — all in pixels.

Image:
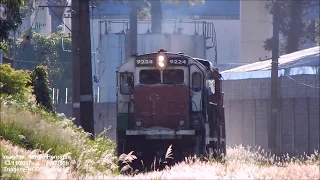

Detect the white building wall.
[
  {"left": 90, "top": 2, "right": 273, "bottom": 102},
  {"left": 12, "top": 0, "right": 52, "bottom": 37},
  {"left": 89, "top": 18, "right": 241, "bottom": 102},
  {"left": 90, "top": 18, "right": 240, "bottom": 65},
  {"left": 240, "top": 0, "right": 273, "bottom": 63},
  {"left": 62, "top": 4, "right": 72, "bottom": 35},
  {"left": 34, "top": 0, "right": 51, "bottom": 35}
]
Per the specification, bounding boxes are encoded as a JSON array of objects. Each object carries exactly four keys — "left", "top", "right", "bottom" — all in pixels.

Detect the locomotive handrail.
[
  {"left": 119, "top": 101, "right": 130, "bottom": 114},
  {"left": 191, "top": 101, "right": 206, "bottom": 129},
  {"left": 188, "top": 63, "right": 206, "bottom": 125},
  {"left": 103, "top": 19, "right": 216, "bottom": 42}
]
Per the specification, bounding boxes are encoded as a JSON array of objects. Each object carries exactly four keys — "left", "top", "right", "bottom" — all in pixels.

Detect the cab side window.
[
  {"left": 120, "top": 73, "right": 133, "bottom": 94},
  {"left": 192, "top": 72, "right": 202, "bottom": 92}
]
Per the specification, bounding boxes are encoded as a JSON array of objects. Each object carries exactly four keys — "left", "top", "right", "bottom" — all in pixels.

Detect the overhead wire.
[
  {"left": 93, "top": 1, "right": 108, "bottom": 83},
  {"left": 16, "top": 0, "right": 43, "bottom": 68},
  {"left": 39, "top": 0, "right": 71, "bottom": 65},
  {"left": 12, "top": 59, "right": 70, "bottom": 64},
  {"left": 48, "top": 2, "right": 72, "bottom": 33},
  {"left": 16, "top": 0, "right": 71, "bottom": 67},
  {"left": 284, "top": 74, "right": 320, "bottom": 89}
]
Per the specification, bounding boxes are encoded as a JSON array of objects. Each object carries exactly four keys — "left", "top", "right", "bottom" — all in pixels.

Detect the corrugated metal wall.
[
  {"left": 223, "top": 74, "right": 320, "bottom": 155},
  {"left": 137, "top": 34, "right": 206, "bottom": 59},
  {"left": 95, "top": 34, "right": 126, "bottom": 103}
]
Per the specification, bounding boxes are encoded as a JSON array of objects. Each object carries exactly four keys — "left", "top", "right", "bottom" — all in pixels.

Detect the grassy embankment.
[
  {"left": 0, "top": 64, "right": 319, "bottom": 179},
  {"left": 1, "top": 97, "right": 319, "bottom": 179},
  {"left": 0, "top": 95, "right": 118, "bottom": 179}
]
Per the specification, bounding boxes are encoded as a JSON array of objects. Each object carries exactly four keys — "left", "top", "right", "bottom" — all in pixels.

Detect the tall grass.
[
  {"left": 0, "top": 96, "right": 118, "bottom": 179},
  {"left": 0, "top": 94, "right": 319, "bottom": 179},
  {"left": 113, "top": 145, "right": 320, "bottom": 180}
]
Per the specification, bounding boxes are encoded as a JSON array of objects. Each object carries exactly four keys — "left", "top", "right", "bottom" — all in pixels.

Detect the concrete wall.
[
  {"left": 55, "top": 74, "right": 319, "bottom": 155},
  {"left": 55, "top": 103, "right": 117, "bottom": 141}
]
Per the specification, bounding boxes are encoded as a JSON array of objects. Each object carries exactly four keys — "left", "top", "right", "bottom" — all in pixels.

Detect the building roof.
[{"left": 221, "top": 46, "right": 320, "bottom": 80}]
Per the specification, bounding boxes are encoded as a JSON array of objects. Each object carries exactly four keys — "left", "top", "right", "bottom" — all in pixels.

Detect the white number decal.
[
  {"left": 137, "top": 60, "right": 153, "bottom": 64},
  {"left": 169, "top": 59, "right": 187, "bottom": 65}
]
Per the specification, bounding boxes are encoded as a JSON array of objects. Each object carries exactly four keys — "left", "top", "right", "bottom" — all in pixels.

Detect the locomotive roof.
[
  {"left": 193, "top": 58, "right": 218, "bottom": 72},
  {"left": 134, "top": 51, "right": 218, "bottom": 72}
]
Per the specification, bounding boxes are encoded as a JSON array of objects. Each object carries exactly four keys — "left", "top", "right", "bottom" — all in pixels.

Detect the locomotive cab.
[{"left": 116, "top": 50, "right": 226, "bottom": 168}]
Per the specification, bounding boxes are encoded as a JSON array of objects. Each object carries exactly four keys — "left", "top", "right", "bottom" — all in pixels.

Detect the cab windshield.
[
  {"left": 163, "top": 69, "right": 184, "bottom": 84},
  {"left": 139, "top": 69, "right": 184, "bottom": 84},
  {"left": 139, "top": 70, "right": 161, "bottom": 84}
]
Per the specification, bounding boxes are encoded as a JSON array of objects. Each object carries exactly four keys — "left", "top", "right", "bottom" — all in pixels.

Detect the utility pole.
[
  {"left": 13, "top": 30, "right": 16, "bottom": 69},
  {"left": 269, "top": 0, "right": 280, "bottom": 155},
  {"left": 71, "top": 0, "right": 95, "bottom": 137}
]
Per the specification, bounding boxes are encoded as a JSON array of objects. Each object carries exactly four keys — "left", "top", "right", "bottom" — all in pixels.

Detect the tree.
[
  {"left": 135, "top": 0, "right": 205, "bottom": 34},
  {"left": 0, "top": 63, "right": 32, "bottom": 102},
  {"left": 125, "top": 0, "right": 204, "bottom": 55},
  {"left": 0, "top": 0, "right": 25, "bottom": 41},
  {"left": 264, "top": 0, "right": 319, "bottom": 54},
  {"left": 15, "top": 30, "right": 72, "bottom": 102},
  {"left": 30, "top": 65, "right": 54, "bottom": 112},
  {"left": 0, "top": 0, "right": 26, "bottom": 54},
  {"left": 150, "top": 0, "right": 162, "bottom": 34}
]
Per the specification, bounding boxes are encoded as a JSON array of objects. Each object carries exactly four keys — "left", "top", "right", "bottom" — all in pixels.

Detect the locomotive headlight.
[
  {"left": 158, "top": 55, "right": 165, "bottom": 62},
  {"left": 136, "top": 121, "right": 142, "bottom": 127},
  {"left": 179, "top": 120, "right": 185, "bottom": 126},
  {"left": 156, "top": 53, "right": 166, "bottom": 69},
  {"left": 158, "top": 61, "right": 165, "bottom": 67}
]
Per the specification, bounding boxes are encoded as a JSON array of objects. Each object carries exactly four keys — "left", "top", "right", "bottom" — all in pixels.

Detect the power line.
[
  {"left": 96, "top": 50, "right": 107, "bottom": 83},
  {"left": 48, "top": 4, "right": 72, "bottom": 33},
  {"left": 16, "top": 1, "right": 71, "bottom": 67},
  {"left": 9, "top": 59, "right": 70, "bottom": 64},
  {"left": 284, "top": 74, "right": 320, "bottom": 89},
  {"left": 16, "top": 0, "right": 43, "bottom": 68},
  {"left": 92, "top": 2, "right": 108, "bottom": 84}
]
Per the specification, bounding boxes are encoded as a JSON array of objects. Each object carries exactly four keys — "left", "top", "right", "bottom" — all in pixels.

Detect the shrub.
[
  {"left": 30, "top": 65, "right": 54, "bottom": 112},
  {"left": 0, "top": 63, "right": 32, "bottom": 102}
]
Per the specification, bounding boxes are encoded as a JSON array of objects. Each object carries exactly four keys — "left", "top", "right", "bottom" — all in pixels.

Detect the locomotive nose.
[{"left": 134, "top": 86, "right": 190, "bottom": 129}]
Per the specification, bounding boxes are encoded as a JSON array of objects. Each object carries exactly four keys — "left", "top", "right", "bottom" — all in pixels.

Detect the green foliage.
[
  {"left": 120, "top": 0, "right": 204, "bottom": 29},
  {"left": 0, "top": 64, "right": 32, "bottom": 102},
  {"left": 264, "top": 1, "right": 319, "bottom": 54},
  {"left": 0, "top": 65, "right": 118, "bottom": 177},
  {"left": 0, "top": 96, "right": 118, "bottom": 177},
  {"left": 30, "top": 65, "right": 54, "bottom": 112},
  {"left": 0, "top": 0, "right": 24, "bottom": 41},
  {"left": 0, "top": 41, "right": 9, "bottom": 55},
  {"left": 0, "top": 146, "right": 22, "bottom": 179},
  {"left": 15, "top": 30, "right": 72, "bottom": 98}
]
